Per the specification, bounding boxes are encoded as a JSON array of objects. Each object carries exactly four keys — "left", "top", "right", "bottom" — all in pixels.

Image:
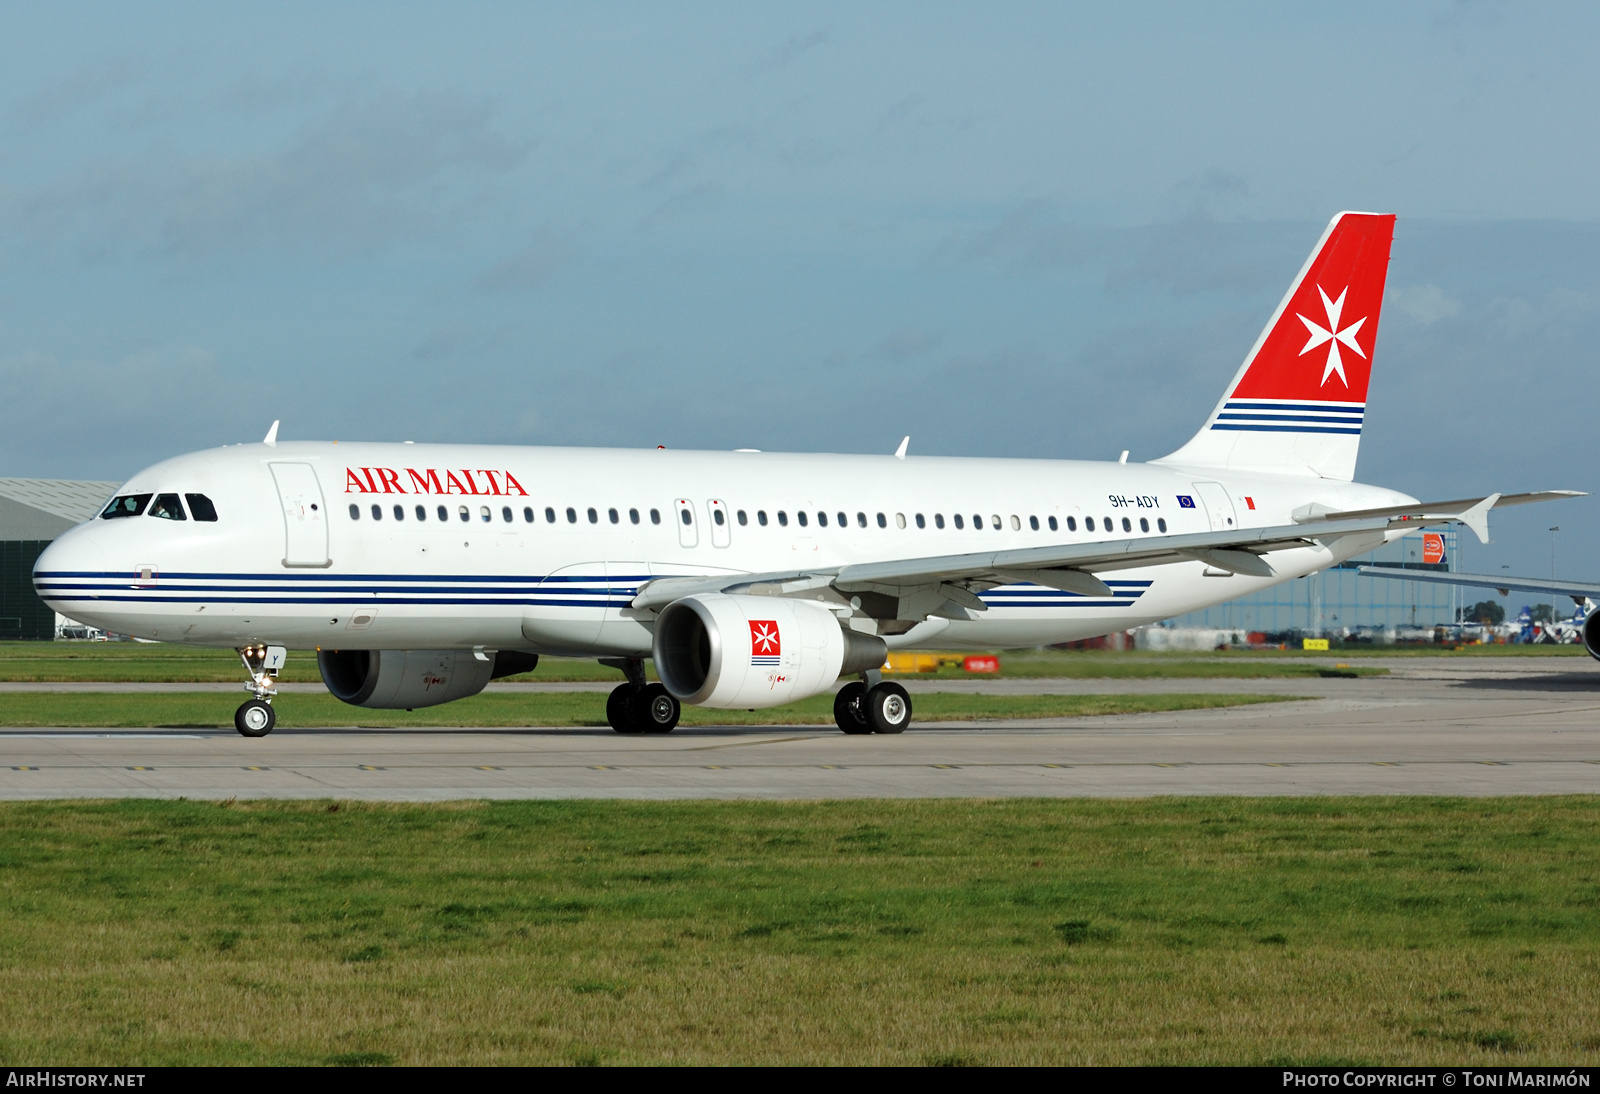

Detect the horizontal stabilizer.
[{"left": 1358, "top": 568, "right": 1600, "bottom": 604}]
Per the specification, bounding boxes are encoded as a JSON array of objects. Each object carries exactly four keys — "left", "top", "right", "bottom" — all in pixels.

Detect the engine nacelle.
[
  {"left": 1584, "top": 611, "right": 1600, "bottom": 662},
  {"left": 318, "top": 649, "right": 538, "bottom": 709},
  {"left": 653, "top": 593, "right": 887, "bottom": 709}
]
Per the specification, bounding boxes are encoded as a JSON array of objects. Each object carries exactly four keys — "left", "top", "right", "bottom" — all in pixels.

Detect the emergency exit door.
[
  {"left": 270, "top": 462, "right": 330, "bottom": 567},
  {"left": 1192, "top": 481, "right": 1238, "bottom": 533}
]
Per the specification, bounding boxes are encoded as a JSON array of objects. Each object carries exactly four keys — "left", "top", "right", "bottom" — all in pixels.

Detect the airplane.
[
  {"left": 1358, "top": 567, "right": 1600, "bottom": 655},
  {"left": 33, "top": 211, "right": 1578, "bottom": 738}
]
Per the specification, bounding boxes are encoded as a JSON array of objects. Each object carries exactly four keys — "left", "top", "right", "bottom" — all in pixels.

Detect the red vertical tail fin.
[{"left": 1154, "top": 211, "right": 1396, "bottom": 481}]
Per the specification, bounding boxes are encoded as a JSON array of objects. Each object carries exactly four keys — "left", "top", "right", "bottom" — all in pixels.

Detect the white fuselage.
[{"left": 34, "top": 441, "right": 1415, "bottom": 655}]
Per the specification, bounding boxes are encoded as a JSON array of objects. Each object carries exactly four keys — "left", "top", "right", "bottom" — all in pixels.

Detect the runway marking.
[
  {"left": 1264, "top": 763, "right": 1287, "bottom": 767},
  {"left": 358, "top": 765, "right": 385, "bottom": 771},
  {"left": 10, "top": 766, "right": 36, "bottom": 771},
  {"left": 1370, "top": 762, "right": 1399, "bottom": 766},
  {"left": 1042, "top": 764, "right": 1065, "bottom": 768},
  {"left": 703, "top": 765, "right": 724, "bottom": 770},
  {"left": 126, "top": 766, "right": 153, "bottom": 771},
  {"left": 1477, "top": 761, "right": 1511, "bottom": 766},
  {"left": 476, "top": 766, "right": 502, "bottom": 771},
  {"left": 0, "top": 733, "right": 210, "bottom": 740},
  {"left": 590, "top": 765, "right": 611, "bottom": 770},
  {"left": 686, "top": 735, "right": 823, "bottom": 752},
  {"left": 931, "top": 764, "right": 959, "bottom": 769},
  {"left": 242, "top": 766, "right": 268, "bottom": 771}
]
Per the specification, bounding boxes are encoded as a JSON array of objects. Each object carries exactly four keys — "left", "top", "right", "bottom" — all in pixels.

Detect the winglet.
[
  {"left": 1460, "top": 492, "right": 1499, "bottom": 544},
  {"left": 894, "top": 436, "right": 909, "bottom": 460},
  {"left": 263, "top": 420, "right": 280, "bottom": 447}
]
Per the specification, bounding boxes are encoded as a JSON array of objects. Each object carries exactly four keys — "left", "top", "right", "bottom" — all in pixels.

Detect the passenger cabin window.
[
  {"left": 1029, "top": 516, "right": 1039, "bottom": 531},
  {"left": 1140, "top": 517, "right": 1149, "bottom": 532},
  {"left": 1085, "top": 517, "right": 1095, "bottom": 531},
  {"left": 1158, "top": 518, "right": 1168, "bottom": 532},
  {"left": 650, "top": 508, "right": 661, "bottom": 524},
  {"left": 953, "top": 514, "right": 964, "bottom": 529},
  {"left": 567, "top": 507, "right": 578, "bottom": 524},
  {"left": 608, "top": 508, "right": 619, "bottom": 524},
  {"left": 371, "top": 504, "right": 382, "bottom": 521},
  {"left": 1122, "top": 517, "right": 1132, "bottom": 532},
  {"left": 877, "top": 512, "right": 887, "bottom": 528},
  {"left": 836, "top": 511, "right": 846, "bottom": 528},
  {"left": 393, "top": 504, "right": 404, "bottom": 521},
  {"left": 102, "top": 494, "right": 152, "bottom": 519},
  {"left": 437, "top": 505, "right": 448, "bottom": 521},
  {"left": 587, "top": 507, "right": 598, "bottom": 524},
  {"left": 416, "top": 505, "right": 427, "bottom": 521},
  {"left": 991, "top": 514, "right": 1001, "bottom": 530},
  {"left": 915, "top": 514, "right": 925, "bottom": 529},
  {"left": 757, "top": 510, "right": 768, "bottom": 526},
  {"left": 524, "top": 507, "right": 535, "bottom": 522},
  {"left": 630, "top": 508, "right": 641, "bottom": 524},
  {"left": 680, "top": 508, "right": 692, "bottom": 525},
  {"left": 777, "top": 511, "right": 788, "bottom": 526},
  {"left": 817, "top": 512, "right": 827, "bottom": 527},
  {"left": 459, "top": 506, "right": 469, "bottom": 523},
  {"left": 546, "top": 507, "right": 557, "bottom": 523},
  {"left": 935, "top": 514, "right": 945, "bottom": 529},
  {"left": 972, "top": 514, "right": 983, "bottom": 530},
  {"left": 503, "top": 506, "right": 513, "bottom": 523},
  {"left": 482, "top": 506, "right": 492, "bottom": 523},
  {"left": 715, "top": 509, "right": 726, "bottom": 526},
  {"left": 797, "top": 511, "right": 808, "bottom": 527},
  {"left": 1066, "top": 516, "right": 1076, "bottom": 531},
  {"left": 348, "top": 504, "right": 360, "bottom": 520},
  {"left": 737, "top": 510, "right": 747, "bottom": 526},
  {"left": 185, "top": 494, "right": 219, "bottom": 522},
  {"left": 1009, "top": 515, "right": 1020, "bottom": 531},
  {"left": 147, "top": 493, "right": 186, "bottom": 521},
  {"left": 1047, "top": 516, "right": 1057, "bottom": 531},
  {"left": 856, "top": 512, "right": 867, "bottom": 528}
]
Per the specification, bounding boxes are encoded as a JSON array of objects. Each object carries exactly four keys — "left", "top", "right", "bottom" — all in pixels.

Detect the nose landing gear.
[{"left": 235, "top": 645, "right": 286, "bottom": 737}]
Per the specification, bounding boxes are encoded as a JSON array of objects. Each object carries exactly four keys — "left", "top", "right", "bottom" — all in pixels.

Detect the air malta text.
[{"left": 344, "top": 468, "right": 530, "bottom": 497}]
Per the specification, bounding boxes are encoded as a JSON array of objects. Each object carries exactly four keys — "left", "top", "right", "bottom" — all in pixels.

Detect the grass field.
[
  {"left": 0, "top": 690, "right": 1292, "bottom": 728},
  {"left": 0, "top": 796, "right": 1596, "bottom": 1066},
  {"left": 0, "top": 641, "right": 1469, "bottom": 684}
]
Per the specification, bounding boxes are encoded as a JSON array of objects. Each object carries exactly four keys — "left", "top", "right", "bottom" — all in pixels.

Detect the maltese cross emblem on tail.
[{"left": 1296, "top": 285, "right": 1367, "bottom": 387}]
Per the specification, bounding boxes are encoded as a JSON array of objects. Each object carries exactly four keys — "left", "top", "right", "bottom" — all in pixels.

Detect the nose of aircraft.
[{"left": 33, "top": 527, "right": 110, "bottom": 616}]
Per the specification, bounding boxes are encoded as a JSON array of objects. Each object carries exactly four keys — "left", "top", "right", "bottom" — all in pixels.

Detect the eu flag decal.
[{"left": 1177, "top": 495, "right": 1196, "bottom": 508}]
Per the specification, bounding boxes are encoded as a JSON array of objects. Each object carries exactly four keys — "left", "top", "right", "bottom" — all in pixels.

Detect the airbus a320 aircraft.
[{"left": 34, "top": 212, "right": 1576, "bottom": 738}]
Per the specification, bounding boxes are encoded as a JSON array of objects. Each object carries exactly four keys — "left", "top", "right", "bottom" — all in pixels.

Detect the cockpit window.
[
  {"left": 147, "top": 493, "right": 187, "bottom": 521},
  {"left": 185, "top": 494, "right": 218, "bottom": 521},
  {"left": 102, "top": 494, "right": 152, "bottom": 519}
]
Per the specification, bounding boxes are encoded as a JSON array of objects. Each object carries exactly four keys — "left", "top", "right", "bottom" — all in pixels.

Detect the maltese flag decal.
[
  {"left": 1210, "top": 212, "right": 1394, "bottom": 436},
  {"left": 750, "top": 620, "right": 781, "bottom": 666}
]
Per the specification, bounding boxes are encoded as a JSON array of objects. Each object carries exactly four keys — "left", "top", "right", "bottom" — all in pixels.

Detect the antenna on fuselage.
[
  {"left": 263, "top": 420, "right": 280, "bottom": 447},
  {"left": 894, "top": 436, "right": 909, "bottom": 460}
]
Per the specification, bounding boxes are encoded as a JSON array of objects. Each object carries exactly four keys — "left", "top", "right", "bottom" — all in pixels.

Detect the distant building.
[{"left": 0, "top": 478, "right": 120, "bottom": 640}]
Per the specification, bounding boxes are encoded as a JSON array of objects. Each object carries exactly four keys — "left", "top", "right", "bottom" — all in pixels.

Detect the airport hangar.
[{"left": 0, "top": 478, "right": 120, "bottom": 641}]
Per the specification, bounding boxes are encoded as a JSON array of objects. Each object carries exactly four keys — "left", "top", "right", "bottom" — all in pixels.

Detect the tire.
[
  {"left": 235, "top": 699, "right": 276, "bottom": 738},
  {"left": 864, "top": 682, "right": 912, "bottom": 734},
  {"left": 634, "top": 683, "right": 681, "bottom": 733},
  {"left": 833, "top": 682, "right": 872, "bottom": 734},
  {"left": 606, "top": 685, "right": 643, "bottom": 733}
]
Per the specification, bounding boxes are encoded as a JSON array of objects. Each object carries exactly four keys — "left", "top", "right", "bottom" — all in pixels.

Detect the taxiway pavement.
[{"left": 0, "top": 657, "right": 1596, "bottom": 800}]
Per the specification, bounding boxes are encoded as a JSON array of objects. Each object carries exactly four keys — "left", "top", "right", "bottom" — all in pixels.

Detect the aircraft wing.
[
  {"left": 634, "top": 492, "right": 1571, "bottom": 618},
  {"left": 1357, "top": 568, "right": 1600, "bottom": 605}
]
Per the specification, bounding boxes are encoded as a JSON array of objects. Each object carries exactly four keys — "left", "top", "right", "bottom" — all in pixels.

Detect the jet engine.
[
  {"left": 318, "top": 649, "right": 538, "bottom": 709},
  {"left": 653, "top": 593, "right": 887, "bottom": 709},
  {"left": 1584, "top": 611, "right": 1600, "bottom": 663}
]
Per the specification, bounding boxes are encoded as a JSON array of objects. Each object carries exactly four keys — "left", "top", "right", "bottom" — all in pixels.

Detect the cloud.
[
  {"left": 1390, "top": 284, "right": 1464, "bottom": 326},
  {"left": 4, "top": 90, "right": 528, "bottom": 264},
  {"left": 870, "top": 327, "right": 944, "bottom": 361},
  {"left": 473, "top": 228, "right": 581, "bottom": 292},
  {"left": 11, "top": 55, "right": 149, "bottom": 125}
]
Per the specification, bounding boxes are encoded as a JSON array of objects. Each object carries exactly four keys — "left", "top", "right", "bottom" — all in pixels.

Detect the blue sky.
[{"left": 1, "top": 1, "right": 1596, "bottom": 588}]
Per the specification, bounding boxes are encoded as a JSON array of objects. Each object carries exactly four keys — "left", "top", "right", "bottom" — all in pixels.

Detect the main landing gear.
[
  {"left": 602, "top": 658, "right": 681, "bottom": 734},
  {"left": 834, "top": 675, "right": 912, "bottom": 734},
  {"left": 234, "top": 644, "right": 286, "bottom": 738}
]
